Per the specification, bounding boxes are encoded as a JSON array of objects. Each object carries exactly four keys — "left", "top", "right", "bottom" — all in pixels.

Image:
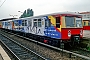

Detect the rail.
[
  {"left": 1, "top": 29, "right": 90, "bottom": 60},
  {"left": 0, "top": 33, "right": 48, "bottom": 60}
]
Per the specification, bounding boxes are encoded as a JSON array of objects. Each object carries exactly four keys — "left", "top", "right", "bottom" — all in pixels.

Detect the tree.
[{"left": 19, "top": 8, "right": 34, "bottom": 18}]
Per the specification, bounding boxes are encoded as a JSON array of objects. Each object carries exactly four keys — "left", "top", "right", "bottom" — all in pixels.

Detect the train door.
[
  {"left": 44, "top": 16, "right": 61, "bottom": 46},
  {"left": 7, "top": 21, "right": 12, "bottom": 30},
  {"left": 5, "top": 22, "right": 8, "bottom": 29},
  {"left": 28, "top": 18, "right": 37, "bottom": 34},
  {"left": 7, "top": 21, "right": 10, "bottom": 30},
  {"left": 21, "top": 19, "right": 28, "bottom": 33},
  {"left": 55, "top": 16, "right": 61, "bottom": 38},
  {"left": 32, "top": 18, "right": 45, "bottom": 35},
  {"left": 39, "top": 18, "right": 45, "bottom": 35},
  {"left": 44, "top": 16, "right": 61, "bottom": 38},
  {"left": 44, "top": 17, "right": 51, "bottom": 37}
]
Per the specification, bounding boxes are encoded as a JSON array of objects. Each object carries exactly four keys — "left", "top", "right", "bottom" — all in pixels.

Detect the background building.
[{"left": 79, "top": 12, "right": 90, "bottom": 30}]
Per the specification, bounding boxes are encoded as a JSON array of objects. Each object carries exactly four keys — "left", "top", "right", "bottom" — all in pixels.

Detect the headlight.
[
  {"left": 80, "top": 30, "right": 82, "bottom": 35},
  {"left": 68, "top": 30, "right": 71, "bottom": 37}
]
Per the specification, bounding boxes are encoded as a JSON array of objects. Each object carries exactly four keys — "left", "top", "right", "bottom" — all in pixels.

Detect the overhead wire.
[{"left": 0, "top": 0, "right": 6, "bottom": 7}]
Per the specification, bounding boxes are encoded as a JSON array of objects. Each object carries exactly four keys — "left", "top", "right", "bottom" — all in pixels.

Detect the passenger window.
[
  {"left": 22, "top": 20, "right": 27, "bottom": 26},
  {"left": 25, "top": 20, "right": 27, "bottom": 26},
  {"left": 45, "top": 19, "right": 51, "bottom": 27},
  {"left": 8, "top": 22, "right": 10, "bottom": 26},
  {"left": 48, "top": 19, "right": 51, "bottom": 27},
  {"left": 33, "top": 19, "right": 37, "bottom": 27},
  {"left": 84, "top": 22, "right": 86, "bottom": 26},
  {"left": 56, "top": 17, "right": 60, "bottom": 28},
  {"left": 29, "top": 20, "right": 32, "bottom": 26},
  {"left": 14, "top": 20, "right": 18, "bottom": 26},
  {"left": 88, "top": 21, "right": 90, "bottom": 26},
  {"left": 22, "top": 20, "right": 24, "bottom": 26},
  {"left": 45, "top": 19, "right": 48, "bottom": 27},
  {"left": 38, "top": 19, "right": 42, "bottom": 27}
]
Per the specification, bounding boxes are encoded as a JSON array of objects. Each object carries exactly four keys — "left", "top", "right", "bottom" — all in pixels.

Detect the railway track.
[
  {"left": 0, "top": 32, "right": 47, "bottom": 60},
  {"left": 0, "top": 29, "right": 90, "bottom": 60},
  {"left": 69, "top": 47, "right": 90, "bottom": 57}
]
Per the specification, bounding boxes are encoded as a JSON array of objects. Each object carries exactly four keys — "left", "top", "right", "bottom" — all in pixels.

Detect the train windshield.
[
  {"left": 65, "top": 16, "right": 75, "bottom": 27},
  {"left": 76, "top": 18, "right": 82, "bottom": 27},
  {"left": 65, "top": 16, "right": 82, "bottom": 28}
]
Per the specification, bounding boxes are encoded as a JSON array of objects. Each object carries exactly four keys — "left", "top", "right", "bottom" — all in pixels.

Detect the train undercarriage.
[{"left": 0, "top": 28, "right": 82, "bottom": 49}]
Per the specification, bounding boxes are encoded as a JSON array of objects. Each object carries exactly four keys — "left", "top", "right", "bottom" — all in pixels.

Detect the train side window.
[
  {"left": 8, "top": 22, "right": 10, "bottom": 26},
  {"left": 22, "top": 20, "right": 24, "bottom": 26},
  {"left": 25, "top": 20, "right": 27, "bottom": 26},
  {"left": 56, "top": 17, "right": 60, "bottom": 28},
  {"left": 17, "top": 20, "right": 19, "bottom": 26},
  {"left": 48, "top": 19, "right": 51, "bottom": 27},
  {"left": 45, "top": 19, "right": 48, "bottom": 27},
  {"left": 33, "top": 19, "right": 37, "bottom": 27},
  {"left": 5, "top": 22, "right": 7, "bottom": 26},
  {"left": 88, "top": 21, "right": 90, "bottom": 26},
  {"left": 14, "top": 21, "right": 15, "bottom": 26},
  {"left": 38, "top": 19, "right": 42, "bottom": 27},
  {"left": 84, "top": 22, "right": 86, "bottom": 26},
  {"left": 45, "top": 19, "right": 51, "bottom": 27},
  {"left": 29, "top": 20, "right": 32, "bottom": 26},
  {"left": 14, "top": 20, "right": 18, "bottom": 26}
]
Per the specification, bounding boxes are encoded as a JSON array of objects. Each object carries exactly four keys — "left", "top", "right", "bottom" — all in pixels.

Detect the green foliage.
[
  {"left": 19, "top": 8, "right": 34, "bottom": 18},
  {"left": 87, "top": 47, "right": 90, "bottom": 51}
]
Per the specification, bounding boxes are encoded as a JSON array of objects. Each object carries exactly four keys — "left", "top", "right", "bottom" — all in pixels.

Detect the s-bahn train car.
[
  {"left": 83, "top": 20, "right": 90, "bottom": 30},
  {"left": 0, "top": 22, "right": 2, "bottom": 28},
  {"left": 1, "top": 12, "right": 83, "bottom": 48},
  {"left": 0, "top": 18, "right": 17, "bottom": 29},
  {"left": 2, "top": 20, "right": 13, "bottom": 30}
]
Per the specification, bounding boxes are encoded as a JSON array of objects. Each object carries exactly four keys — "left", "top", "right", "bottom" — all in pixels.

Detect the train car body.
[
  {"left": 1, "top": 12, "right": 83, "bottom": 48},
  {"left": 83, "top": 20, "right": 90, "bottom": 30},
  {"left": 0, "top": 18, "right": 17, "bottom": 29},
  {"left": 2, "top": 20, "right": 12, "bottom": 30},
  {"left": 0, "top": 21, "right": 2, "bottom": 28}
]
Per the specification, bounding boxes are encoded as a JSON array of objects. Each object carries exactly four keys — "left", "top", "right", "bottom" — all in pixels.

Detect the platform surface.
[
  {"left": 83, "top": 30, "right": 90, "bottom": 38},
  {"left": 0, "top": 45, "right": 11, "bottom": 60}
]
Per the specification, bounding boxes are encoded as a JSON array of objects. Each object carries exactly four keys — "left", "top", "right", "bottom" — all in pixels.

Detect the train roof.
[
  {"left": 14, "top": 12, "right": 82, "bottom": 20},
  {"left": 0, "top": 12, "right": 82, "bottom": 21},
  {"left": 0, "top": 18, "right": 17, "bottom": 21}
]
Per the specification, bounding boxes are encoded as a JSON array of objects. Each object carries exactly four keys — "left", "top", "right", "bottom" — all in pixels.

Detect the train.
[
  {"left": 83, "top": 20, "right": 90, "bottom": 30},
  {"left": 0, "top": 12, "right": 83, "bottom": 48}
]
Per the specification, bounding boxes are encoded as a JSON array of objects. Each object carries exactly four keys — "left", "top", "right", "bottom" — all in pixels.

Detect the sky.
[{"left": 0, "top": 0, "right": 90, "bottom": 19}]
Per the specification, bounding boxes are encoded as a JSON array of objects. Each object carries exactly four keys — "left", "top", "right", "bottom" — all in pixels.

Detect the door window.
[
  {"left": 33, "top": 19, "right": 37, "bottom": 27},
  {"left": 38, "top": 19, "right": 42, "bottom": 27},
  {"left": 56, "top": 17, "right": 60, "bottom": 28}
]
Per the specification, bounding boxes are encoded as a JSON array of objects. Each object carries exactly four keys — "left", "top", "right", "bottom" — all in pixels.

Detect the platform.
[
  {"left": 83, "top": 30, "right": 90, "bottom": 38},
  {"left": 0, "top": 45, "right": 11, "bottom": 60}
]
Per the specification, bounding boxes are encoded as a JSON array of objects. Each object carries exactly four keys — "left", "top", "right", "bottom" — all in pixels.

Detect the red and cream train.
[{"left": 0, "top": 12, "right": 83, "bottom": 48}]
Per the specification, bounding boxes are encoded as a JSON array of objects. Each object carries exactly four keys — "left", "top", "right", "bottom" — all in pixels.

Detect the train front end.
[{"left": 61, "top": 14, "right": 83, "bottom": 47}]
